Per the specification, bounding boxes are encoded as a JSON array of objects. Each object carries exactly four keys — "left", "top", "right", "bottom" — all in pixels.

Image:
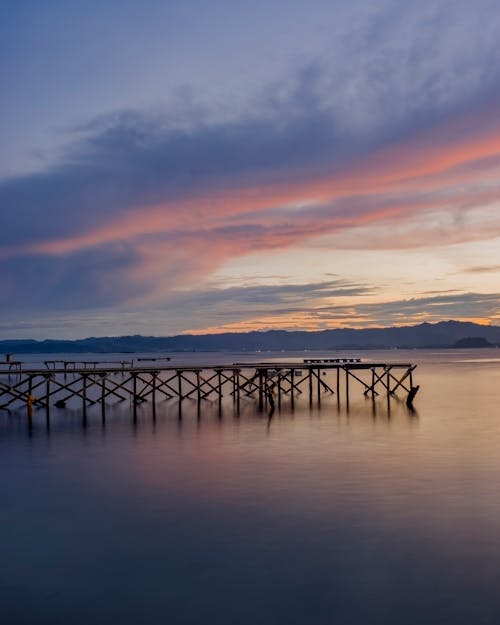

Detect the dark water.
[{"left": 2, "top": 349, "right": 500, "bottom": 624}]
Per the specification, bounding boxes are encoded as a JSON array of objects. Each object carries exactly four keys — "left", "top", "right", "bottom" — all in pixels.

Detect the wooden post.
[
  {"left": 152, "top": 373, "right": 156, "bottom": 421},
  {"left": 45, "top": 375, "right": 51, "bottom": 419},
  {"left": 290, "top": 369, "right": 295, "bottom": 410},
  {"left": 132, "top": 373, "right": 137, "bottom": 403},
  {"left": 217, "top": 370, "right": 222, "bottom": 399},
  {"left": 277, "top": 371, "right": 282, "bottom": 410},
  {"left": 317, "top": 368, "right": 321, "bottom": 406},
  {"left": 217, "top": 370, "right": 222, "bottom": 416},
  {"left": 152, "top": 372, "right": 156, "bottom": 404},
  {"left": 82, "top": 374, "right": 87, "bottom": 422},
  {"left": 386, "top": 368, "right": 391, "bottom": 415},
  {"left": 345, "top": 368, "right": 350, "bottom": 406},
  {"left": 26, "top": 375, "right": 34, "bottom": 420},
  {"left": 196, "top": 370, "right": 201, "bottom": 406},
  {"left": 308, "top": 368, "right": 313, "bottom": 407},
  {"left": 235, "top": 370, "right": 240, "bottom": 415},
  {"left": 25, "top": 375, "right": 34, "bottom": 426},
  {"left": 101, "top": 374, "right": 106, "bottom": 424},
  {"left": 177, "top": 371, "right": 182, "bottom": 401},
  {"left": 258, "top": 369, "right": 264, "bottom": 412},
  {"left": 132, "top": 373, "right": 137, "bottom": 422}
]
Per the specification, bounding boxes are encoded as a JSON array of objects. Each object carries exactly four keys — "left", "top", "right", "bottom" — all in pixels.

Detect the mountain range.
[{"left": 1, "top": 320, "right": 500, "bottom": 354}]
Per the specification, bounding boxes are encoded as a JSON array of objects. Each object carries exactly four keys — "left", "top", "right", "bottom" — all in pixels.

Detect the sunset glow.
[{"left": 2, "top": 1, "right": 500, "bottom": 338}]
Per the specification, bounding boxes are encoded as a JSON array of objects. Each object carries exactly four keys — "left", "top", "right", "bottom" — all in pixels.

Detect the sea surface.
[{"left": 2, "top": 349, "right": 500, "bottom": 624}]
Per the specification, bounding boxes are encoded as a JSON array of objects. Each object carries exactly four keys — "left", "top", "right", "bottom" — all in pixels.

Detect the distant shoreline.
[{"left": 1, "top": 320, "right": 500, "bottom": 354}]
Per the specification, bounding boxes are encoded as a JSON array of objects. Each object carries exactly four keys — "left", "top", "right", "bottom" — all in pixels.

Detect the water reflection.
[
  {"left": 3, "top": 352, "right": 500, "bottom": 624},
  {"left": 1, "top": 390, "right": 420, "bottom": 439}
]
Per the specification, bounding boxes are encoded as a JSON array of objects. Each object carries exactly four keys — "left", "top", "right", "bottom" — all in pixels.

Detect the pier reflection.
[{"left": 1, "top": 390, "right": 419, "bottom": 440}]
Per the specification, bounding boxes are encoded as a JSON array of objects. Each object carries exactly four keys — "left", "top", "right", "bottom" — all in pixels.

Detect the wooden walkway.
[{"left": 0, "top": 359, "right": 418, "bottom": 416}]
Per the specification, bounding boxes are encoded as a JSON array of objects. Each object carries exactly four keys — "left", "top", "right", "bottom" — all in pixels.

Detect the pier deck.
[{"left": 0, "top": 359, "right": 418, "bottom": 416}]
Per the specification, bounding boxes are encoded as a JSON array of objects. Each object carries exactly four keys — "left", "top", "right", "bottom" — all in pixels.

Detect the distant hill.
[
  {"left": 452, "top": 336, "right": 494, "bottom": 348},
  {"left": 1, "top": 320, "right": 500, "bottom": 354}
]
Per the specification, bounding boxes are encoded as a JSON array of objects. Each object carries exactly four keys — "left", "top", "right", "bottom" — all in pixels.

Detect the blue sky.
[{"left": 2, "top": 0, "right": 500, "bottom": 338}]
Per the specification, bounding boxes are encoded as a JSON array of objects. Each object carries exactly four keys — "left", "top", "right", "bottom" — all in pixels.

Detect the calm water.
[{"left": 2, "top": 349, "right": 500, "bottom": 624}]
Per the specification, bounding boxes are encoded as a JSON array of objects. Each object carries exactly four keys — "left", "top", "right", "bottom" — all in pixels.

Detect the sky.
[{"left": 2, "top": 0, "right": 500, "bottom": 339}]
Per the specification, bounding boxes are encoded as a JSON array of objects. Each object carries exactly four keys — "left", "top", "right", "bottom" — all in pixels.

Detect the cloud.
[
  {"left": 168, "top": 278, "right": 373, "bottom": 312},
  {"left": 3, "top": 96, "right": 500, "bottom": 315},
  {"left": 0, "top": 243, "right": 146, "bottom": 311},
  {"left": 355, "top": 292, "right": 500, "bottom": 323},
  {"left": 3, "top": 0, "right": 500, "bottom": 330},
  {"left": 185, "top": 292, "right": 500, "bottom": 334},
  {"left": 463, "top": 265, "right": 500, "bottom": 274},
  {"left": 4, "top": 0, "right": 500, "bottom": 253}
]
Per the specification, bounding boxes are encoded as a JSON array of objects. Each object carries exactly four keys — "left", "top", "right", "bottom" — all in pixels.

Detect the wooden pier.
[{"left": 0, "top": 359, "right": 418, "bottom": 416}]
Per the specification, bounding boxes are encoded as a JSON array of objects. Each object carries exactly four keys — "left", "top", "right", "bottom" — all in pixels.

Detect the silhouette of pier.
[{"left": 0, "top": 359, "right": 418, "bottom": 417}]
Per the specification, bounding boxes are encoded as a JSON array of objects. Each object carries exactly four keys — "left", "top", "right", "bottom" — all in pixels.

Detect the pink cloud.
[{"left": 9, "top": 110, "right": 498, "bottom": 262}]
